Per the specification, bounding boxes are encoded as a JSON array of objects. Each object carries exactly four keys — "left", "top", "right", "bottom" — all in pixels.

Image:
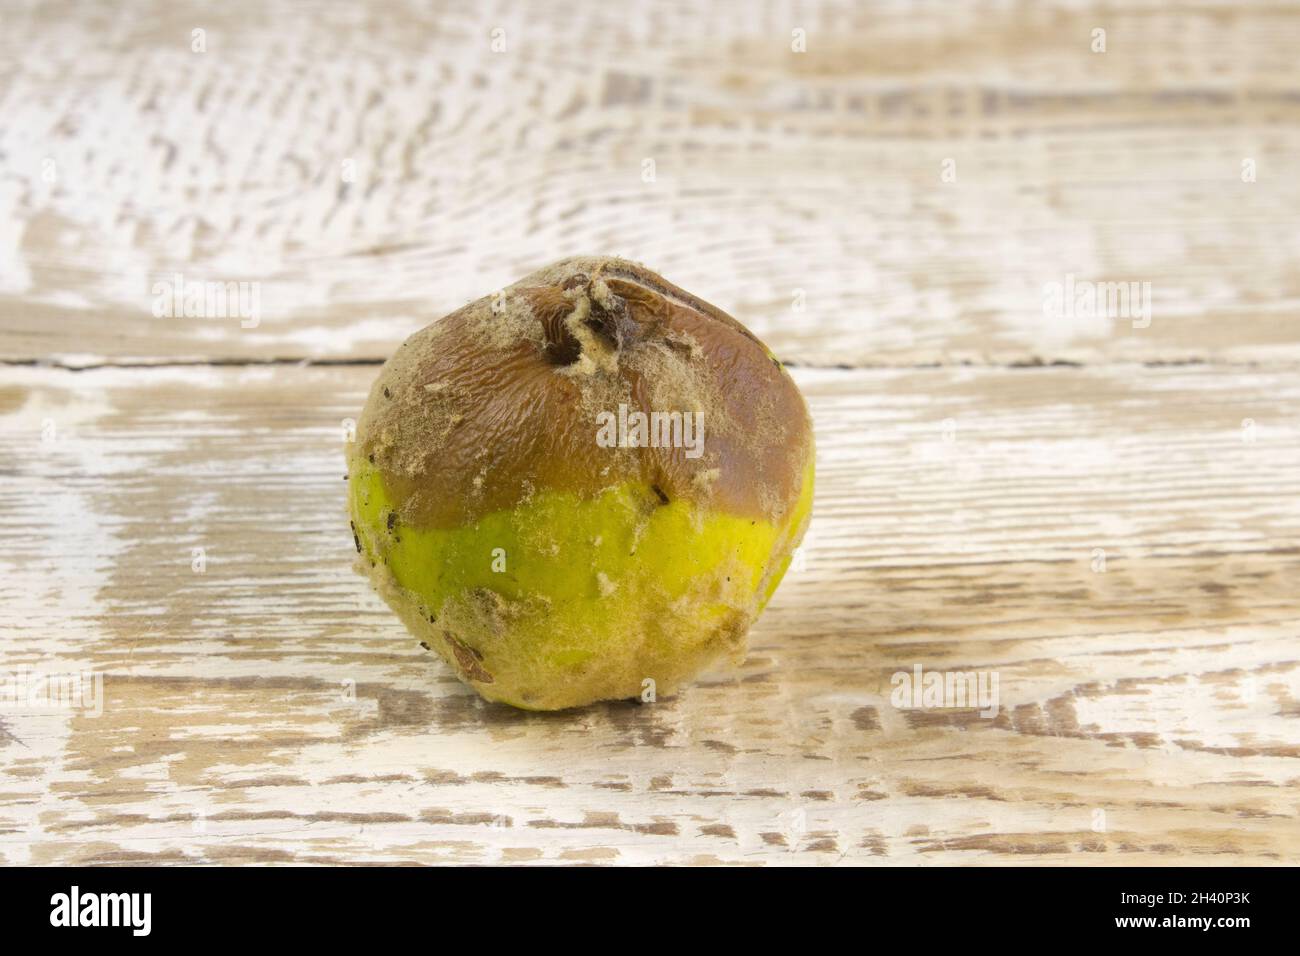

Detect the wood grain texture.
[
  {"left": 2, "top": 363, "right": 1297, "bottom": 865},
  {"left": 2, "top": 0, "right": 1297, "bottom": 867},
  {"left": 2, "top": 0, "right": 1300, "bottom": 366}
]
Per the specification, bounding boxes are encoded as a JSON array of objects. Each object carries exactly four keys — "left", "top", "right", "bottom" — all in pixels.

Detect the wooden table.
[{"left": 2, "top": 0, "right": 1297, "bottom": 865}]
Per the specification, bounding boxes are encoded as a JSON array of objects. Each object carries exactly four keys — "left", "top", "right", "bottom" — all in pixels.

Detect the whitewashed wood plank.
[
  {"left": 2, "top": 0, "right": 1299, "bottom": 366},
  {"left": 1, "top": 363, "right": 1296, "bottom": 864}
]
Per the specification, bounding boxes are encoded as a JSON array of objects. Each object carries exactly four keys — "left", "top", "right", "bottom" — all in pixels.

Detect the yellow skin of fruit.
[{"left": 348, "top": 454, "right": 814, "bottom": 711}]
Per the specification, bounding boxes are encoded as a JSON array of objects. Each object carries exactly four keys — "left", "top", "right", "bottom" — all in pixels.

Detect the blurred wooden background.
[{"left": 1, "top": 0, "right": 1298, "bottom": 865}]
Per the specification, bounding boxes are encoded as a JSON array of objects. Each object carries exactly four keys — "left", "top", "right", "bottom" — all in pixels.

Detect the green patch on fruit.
[{"left": 347, "top": 455, "right": 812, "bottom": 710}]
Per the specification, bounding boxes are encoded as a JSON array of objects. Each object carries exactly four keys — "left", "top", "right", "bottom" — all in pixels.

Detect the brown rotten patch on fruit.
[{"left": 356, "top": 256, "right": 812, "bottom": 530}]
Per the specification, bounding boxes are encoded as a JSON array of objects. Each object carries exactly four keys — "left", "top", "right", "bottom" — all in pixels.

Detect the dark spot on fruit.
[
  {"left": 386, "top": 511, "right": 397, "bottom": 532},
  {"left": 368, "top": 453, "right": 375, "bottom": 464},
  {"left": 584, "top": 292, "right": 631, "bottom": 350},
  {"left": 444, "top": 632, "right": 493, "bottom": 683},
  {"left": 383, "top": 386, "right": 391, "bottom": 399},
  {"left": 651, "top": 484, "right": 669, "bottom": 506},
  {"left": 350, "top": 521, "right": 362, "bottom": 554},
  {"left": 541, "top": 319, "right": 581, "bottom": 365},
  {"left": 419, "top": 641, "right": 431, "bottom": 651}
]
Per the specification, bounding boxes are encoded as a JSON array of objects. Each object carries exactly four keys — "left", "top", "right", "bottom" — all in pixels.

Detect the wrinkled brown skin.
[{"left": 356, "top": 256, "right": 813, "bottom": 531}]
